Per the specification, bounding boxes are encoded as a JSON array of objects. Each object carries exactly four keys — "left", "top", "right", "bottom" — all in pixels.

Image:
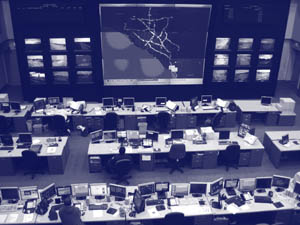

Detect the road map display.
[{"left": 99, "top": 4, "right": 211, "bottom": 86}]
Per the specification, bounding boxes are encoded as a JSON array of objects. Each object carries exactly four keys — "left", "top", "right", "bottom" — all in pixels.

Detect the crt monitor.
[
  {"left": 138, "top": 182, "right": 155, "bottom": 197},
  {"left": 127, "top": 130, "right": 139, "bottom": 140},
  {"left": 103, "top": 130, "right": 117, "bottom": 142},
  {"left": 272, "top": 175, "right": 291, "bottom": 189},
  {"left": 224, "top": 179, "right": 239, "bottom": 189},
  {"left": 210, "top": 178, "right": 223, "bottom": 196},
  {"left": 133, "top": 190, "right": 145, "bottom": 213},
  {"left": 48, "top": 97, "right": 60, "bottom": 105},
  {"left": 155, "top": 97, "right": 167, "bottom": 107},
  {"left": 19, "top": 186, "right": 39, "bottom": 200},
  {"left": 10, "top": 102, "right": 21, "bottom": 111},
  {"left": 189, "top": 182, "right": 207, "bottom": 195},
  {"left": 123, "top": 97, "right": 135, "bottom": 107},
  {"left": 90, "top": 130, "right": 103, "bottom": 142},
  {"left": 56, "top": 186, "right": 72, "bottom": 196},
  {"left": 171, "top": 183, "right": 189, "bottom": 197},
  {"left": 109, "top": 184, "right": 126, "bottom": 199},
  {"left": 261, "top": 96, "right": 272, "bottom": 105},
  {"left": 71, "top": 183, "right": 89, "bottom": 198},
  {"left": 171, "top": 130, "right": 184, "bottom": 139},
  {"left": 18, "top": 133, "right": 32, "bottom": 144},
  {"left": 117, "top": 131, "right": 127, "bottom": 138},
  {"left": 201, "top": 95, "right": 212, "bottom": 106},
  {"left": 89, "top": 183, "right": 107, "bottom": 196},
  {"left": 0, "top": 134, "right": 13, "bottom": 146},
  {"left": 0, "top": 187, "right": 20, "bottom": 200},
  {"left": 155, "top": 182, "right": 169, "bottom": 192},
  {"left": 256, "top": 177, "right": 272, "bottom": 189},
  {"left": 34, "top": 99, "right": 46, "bottom": 111},
  {"left": 40, "top": 183, "right": 56, "bottom": 200},
  {"left": 219, "top": 131, "right": 230, "bottom": 140},
  {"left": 146, "top": 131, "right": 159, "bottom": 142},
  {"left": 102, "top": 97, "right": 114, "bottom": 108},
  {"left": 294, "top": 182, "right": 300, "bottom": 195},
  {"left": 239, "top": 178, "right": 256, "bottom": 192}
]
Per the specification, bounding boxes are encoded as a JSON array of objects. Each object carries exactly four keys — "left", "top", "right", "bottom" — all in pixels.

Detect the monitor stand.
[
  {"left": 76, "top": 196, "right": 86, "bottom": 200},
  {"left": 275, "top": 187, "right": 284, "bottom": 192},
  {"left": 95, "top": 195, "right": 105, "bottom": 200},
  {"left": 157, "top": 192, "right": 166, "bottom": 199}
]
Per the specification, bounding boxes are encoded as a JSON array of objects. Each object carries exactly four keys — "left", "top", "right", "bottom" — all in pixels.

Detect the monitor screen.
[
  {"left": 99, "top": 4, "right": 211, "bottom": 86},
  {"left": 102, "top": 97, "right": 114, "bottom": 107},
  {"left": 171, "top": 130, "right": 184, "bottom": 139},
  {"left": 117, "top": 131, "right": 127, "bottom": 138},
  {"left": 89, "top": 183, "right": 107, "bottom": 196},
  {"left": 0, "top": 187, "right": 20, "bottom": 200},
  {"left": 90, "top": 130, "right": 103, "bottom": 142},
  {"left": 171, "top": 183, "right": 189, "bottom": 197},
  {"left": 155, "top": 182, "right": 169, "bottom": 192},
  {"left": 138, "top": 182, "right": 155, "bottom": 197},
  {"left": 219, "top": 131, "right": 230, "bottom": 140},
  {"left": 239, "top": 178, "right": 256, "bottom": 192},
  {"left": 261, "top": 96, "right": 272, "bottom": 105},
  {"left": 109, "top": 184, "right": 126, "bottom": 199},
  {"left": 34, "top": 99, "right": 46, "bottom": 111},
  {"left": 146, "top": 131, "right": 159, "bottom": 142},
  {"left": 127, "top": 130, "right": 139, "bottom": 140},
  {"left": 40, "top": 183, "right": 56, "bottom": 200},
  {"left": 142, "top": 139, "right": 153, "bottom": 147},
  {"left": 18, "top": 133, "right": 32, "bottom": 143},
  {"left": 294, "top": 182, "right": 300, "bottom": 195},
  {"left": 280, "top": 134, "right": 289, "bottom": 145},
  {"left": 56, "top": 186, "right": 72, "bottom": 196},
  {"left": 189, "top": 182, "right": 207, "bottom": 194},
  {"left": 0, "top": 135, "right": 13, "bottom": 146},
  {"left": 256, "top": 177, "right": 273, "bottom": 189},
  {"left": 10, "top": 102, "right": 21, "bottom": 110},
  {"left": 272, "top": 175, "right": 290, "bottom": 189},
  {"left": 19, "top": 186, "right": 39, "bottom": 200},
  {"left": 133, "top": 190, "right": 145, "bottom": 213},
  {"left": 71, "top": 183, "right": 89, "bottom": 197},
  {"left": 103, "top": 130, "right": 117, "bottom": 141},
  {"left": 48, "top": 97, "right": 60, "bottom": 105},
  {"left": 224, "top": 179, "right": 239, "bottom": 188},
  {"left": 210, "top": 178, "right": 223, "bottom": 195},
  {"left": 201, "top": 95, "right": 212, "bottom": 106},
  {"left": 123, "top": 97, "right": 135, "bottom": 107}
]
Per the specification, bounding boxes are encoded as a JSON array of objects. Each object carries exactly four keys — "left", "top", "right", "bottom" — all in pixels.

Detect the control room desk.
[
  {"left": 263, "top": 131, "right": 300, "bottom": 168},
  {"left": 88, "top": 132, "right": 264, "bottom": 170},
  {"left": 0, "top": 137, "right": 70, "bottom": 176}
]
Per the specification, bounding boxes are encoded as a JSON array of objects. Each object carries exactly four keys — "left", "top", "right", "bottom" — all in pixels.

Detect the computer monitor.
[
  {"left": 90, "top": 130, "right": 103, "bottom": 142},
  {"left": 0, "top": 187, "right": 20, "bottom": 201},
  {"left": 102, "top": 97, "right": 114, "bottom": 108},
  {"left": 103, "top": 130, "right": 117, "bottom": 142},
  {"left": 18, "top": 133, "right": 32, "bottom": 144},
  {"left": 48, "top": 97, "right": 60, "bottom": 105},
  {"left": 89, "top": 183, "right": 107, "bottom": 197},
  {"left": 109, "top": 184, "right": 126, "bottom": 199},
  {"left": 224, "top": 179, "right": 239, "bottom": 189},
  {"left": 189, "top": 182, "right": 207, "bottom": 195},
  {"left": 10, "top": 102, "right": 21, "bottom": 111},
  {"left": 201, "top": 95, "right": 212, "bottom": 106},
  {"left": 127, "top": 130, "right": 139, "bottom": 140},
  {"left": 279, "top": 134, "right": 289, "bottom": 145},
  {"left": 19, "top": 186, "right": 39, "bottom": 200},
  {"left": 71, "top": 183, "right": 89, "bottom": 198},
  {"left": 155, "top": 97, "right": 167, "bottom": 107},
  {"left": 56, "top": 186, "right": 72, "bottom": 196},
  {"left": 146, "top": 131, "right": 159, "bottom": 142},
  {"left": 256, "top": 177, "right": 272, "bottom": 189},
  {"left": 138, "top": 182, "right": 155, "bottom": 197},
  {"left": 171, "top": 130, "right": 184, "bottom": 139},
  {"left": 123, "top": 97, "right": 135, "bottom": 108},
  {"left": 0, "top": 134, "right": 13, "bottom": 146},
  {"left": 40, "top": 183, "right": 56, "bottom": 200},
  {"left": 239, "top": 178, "right": 256, "bottom": 192},
  {"left": 34, "top": 98, "right": 46, "bottom": 111},
  {"left": 210, "top": 178, "right": 223, "bottom": 196},
  {"left": 272, "top": 175, "right": 291, "bottom": 189},
  {"left": 133, "top": 190, "right": 145, "bottom": 213},
  {"left": 155, "top": 182, "right": 169, "bottom": 192},
  {"left": 294, "top": 182, "right": 300, "bottom": 195},
  {"left": 142, "top": 139, "right": 153, "bottom": 147},
  {"left": 117, "top": 131, "right": 127, "bottom": 138},
  {"left": 261, "top": 96, "right": 272, "bottom": 105},
  {"left": 171, "top": 183, "right": 189, "bottom": 197},
  {"left": 219, "top": 131, "right": 230, "bottom": 140}
]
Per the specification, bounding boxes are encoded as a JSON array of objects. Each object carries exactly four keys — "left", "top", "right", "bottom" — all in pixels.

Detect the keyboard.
[
  {"left": 0, "top": 146, "right": 14, "bottom": 151},
  {"left": 156, "top": 107, "right": 168, "bottom": 112},
  {"left": 219, "top": 141, "right": 231, "bottom": 145},
  {"left": 88, "top": 204, "right": 108, "bottom": 210},
  {"left": 226, "top": 188, "right": 237, "bottom": 196},
  {"left": 155, "top": 205, "right": 166, "bottom": 211},
  {"left": 225, "top": 196, "right": 240, "bottom": 205},
  {"left": 0, "top": 204, "right": 18, "bottom": 212},
  {"left": 146, "top": 199, "right": 164, "bottom": 206},
  {"left": 17, "top": 143, "right": 31, "bottom": 149},
  {"left": 50, "top": 204, "right": 64, "bottom": 211},
  {"left": 254, "top": 196, "right": 273, "bottom": 203}
]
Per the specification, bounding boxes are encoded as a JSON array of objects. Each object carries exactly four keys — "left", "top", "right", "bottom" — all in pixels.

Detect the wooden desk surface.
[
  {"left": 234, "top": 100, "right": 280, "bottom": 113},
  {"left": 265, "top": 131, "right": 300, "bottom": 152},
  {"left": 88, "top": 132, "right": 264, "bottom": 156}
]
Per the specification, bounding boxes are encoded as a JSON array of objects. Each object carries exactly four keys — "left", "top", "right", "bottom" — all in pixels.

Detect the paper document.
[
  {"left": 6, "top": 214, "right": 18, "bottom": 223},
  {"left": 226, "top": 204, "right": 239, "bottom": 214},
  {"left": 93, "top": 210, "right": 104, "bottom": 217},
  {"left": 32, "top": 139, "right": 41, "bottom": 145},
  {"left": 0, "top": 214, "right": 7, "bottom": 223},
  {"left": 240, "top": 204, "right": 250, "bottom": 211},
  {"left": 147, "top": 208, "right": 159, "bottom": 217},
  {"left": 23, "top": 213, "right": 34, "bottom": 222},
  {"left": 47, "top": 147, "right": 57, "bottom": 154}
]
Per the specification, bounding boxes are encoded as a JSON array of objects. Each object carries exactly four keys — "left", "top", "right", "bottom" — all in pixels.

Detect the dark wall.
[{"left": 10, "top": 0, "right": 291, "bottom": 101}]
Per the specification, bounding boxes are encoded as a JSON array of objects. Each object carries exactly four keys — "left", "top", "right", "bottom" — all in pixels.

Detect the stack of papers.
[
  {"left": 47, "top": 147, "right": 57, "bottom": 154},
  {"left": 6, "top": 214, "right": 18, "bottom": 223}
]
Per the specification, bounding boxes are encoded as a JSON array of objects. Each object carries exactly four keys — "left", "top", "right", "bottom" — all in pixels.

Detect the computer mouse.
[{"left": 268, "top": 191, "right": 273, "bottom": 197}]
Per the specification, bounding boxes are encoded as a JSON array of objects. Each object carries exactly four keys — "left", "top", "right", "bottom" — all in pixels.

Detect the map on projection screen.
[{"left": 99, "top": 4, "right": 211, "bottom": 86}]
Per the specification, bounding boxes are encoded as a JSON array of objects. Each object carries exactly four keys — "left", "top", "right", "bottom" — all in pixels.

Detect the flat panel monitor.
[
  {"left": 133, "top": 190, "right": 145, "bottom": 213},
  {"left": 138, "top": 182, "right": 155, "bottom": 197},
  {"left": 103, "top": 130, "right": 117, "bottom": 142},
  {"left": 279, "top": 134, "right": 289, "bottom": 145},
  {"left": 89, "top": 183, "right": 108, "bottom": 196},
  {"left": 219, "top": 131, "right": 230, "bottom": 140},
  {"left": 261, "top": 96, "right": 272, "bottom": 105},
  {"left": 109, "top": 184, "right": 126, "bottom": 199},
  {"left": 171, "top": 183, "right": 189, "bottom": 197},
  {"left": 239, "top": 178, "right": 256, "bottom": 192},
  {"left": 34, "top": 99, "right": 46, "bottom": 111},
  {"left": 155, "top": 97, "right": 167, "bottom": 107},
  {"left": 102, "top": 97, "right": 114, "bottom": 108},
  {"left": 117, "top": 131, "right": 127, "bottom": 138},
  {"left": 224, "top": 179, "right": 239, "bottom": 188},
  {"left": 201, "top": 95, "right": 212, "bottom": 106},
  {"left": 155, "top": 182, "right": 169, "bottom": 192},
  {"left": 146, "top": 131, "right": 159, "bottom": 142},
  {"left": 256, "top": 177, "right": 272, "bottom": 189},
  {"left": 171, "top": 130, "right": 184, "bottom": 139},
  {"left": 19, "top": 186, "right": 39, "bottom": 200},
  {"left": 71, "top": 183, "right": 89, "bottom": 197},
  {"left": 0, "top": 134, "right": 13, "bottom": 146},
  {"left": 40, "top": 183, "right": 56, "bottom": 200},
  {"left": 189, "top": 182, "right": 207, "bottom": 194},
  {"left": 294, "top": 182, "right": 300, "bottom": 195},
  {"left": 272, "top": 175, "right": 290, "bottom": 189},
  {"left": 48, "top": 97, "right": 60, "bottom": 105},
  {"left": 56, "top": 186, "right": 72, "bottom": 196},
  {"left": 210, "top": 178, "right": 223, "bottom": 196},
  {"left": 0, "top": 187, "right": 20, "bottom": 200},
  {"left": 10, "top": 102, "right": 21, "bottom": 111},
  {"left": 123, "top": 97, "right": 135, "bottom": 107},
  {"left": 90, "top": 130, "right": 103, "bottom": 142},
  {"left": 18, "top": 133, "right": 32, "bottom": 144},
  {"left": 127, "top": 130, "right": 139, "bottom": 140}
]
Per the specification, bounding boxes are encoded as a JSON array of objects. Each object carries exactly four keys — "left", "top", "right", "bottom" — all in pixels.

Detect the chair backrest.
[
  {"left": 224, "top": 144, "right": 241, "bottom": 163},
  {"left": 169, "top": 144, "right": 186, "bottom": 160},
  {"left": 52, "top": 115, "right": 66, "bottom": 129},
  {"left": 114, "top": 158, "right": 132, "bottom": 176},
  {"left": 0, "top": 115, "right": 9, "bottom": 134},
  {"left": 21, "top": 150, "right": 39, "bottom": 169},
  {"left": 164, "top": 212, "right": 185, "bottom": 225},
  {"left": 104, "top": 112, "right": 119, "bottom": 130}
]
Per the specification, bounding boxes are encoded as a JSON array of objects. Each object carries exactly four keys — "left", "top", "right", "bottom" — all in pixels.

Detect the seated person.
[
  {"left": 107, "top": 146, "right": 133, "bottom": 173},
  {"left": 59, "top": 196, "right": 84, "bottom": 225}
]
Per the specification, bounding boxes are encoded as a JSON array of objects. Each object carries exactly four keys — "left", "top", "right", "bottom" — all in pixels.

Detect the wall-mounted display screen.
[
  {"left": 51, "top": 55, "right": 68, "bottom": 67},
  {"left": 258, "top": 54, "right": 273, "bottom": 66},
  {"left": 76, "top": 71, "right": 93, "bottom": 83},
  {"left": 53, "top": 71, "right": 69, "bottom": 84},
  {"left": 214, "top": 54, "right": 229, "bottom": 66},
  {"left": 260, "top": 38, "right": 275, "bottom": 51},
  {"left": 215, "top": 38, "right": 230, "bottom": 50},
  {"left": 74, "top": 38, "right": 91, "bottom": 51},
  {"left": 27, "top": 55, "right": 44, "bottom": 67},
  {"left": 234, "top": 69, "right": 249, "bottom": 82},
  {"left": 76, "top": 55, "right": 92, "bottom": 67},
  {"left": 212, "top": 70, "right": 227, "bottom": 82},
  {"left": 50, "top": 38, "right": 66, "bottom": 51},
  {"left": 238, "top": 38, "right": 254, "bottom": 50},
  {"left": 256, "top": 69, "right": 270, "bottom": 82},
  {"left": 29, "top": 72, "right": 46, "bottom": 84},
  {"left": 25, "top": 38, "right": 42, "bottom": 51},
  {"left": 236, "top": 54, "right": 251, "bottom": 66},
  {"left": 99, "top": 4, "right": 211, "bottom": 86}
]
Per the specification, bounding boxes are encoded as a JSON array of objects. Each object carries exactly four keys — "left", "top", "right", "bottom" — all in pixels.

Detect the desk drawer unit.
[
  {"left": 203, "top": 151, "right": 218, "bottom": 169},
  {"left": 239, "top": 151, "right": 250, "bottom": 166},
  {"left": 191, "top": 153, "right": 204, "bottom": 169},
  {"left": 139, "top": 154, "right": 154, "bottom": 171}
]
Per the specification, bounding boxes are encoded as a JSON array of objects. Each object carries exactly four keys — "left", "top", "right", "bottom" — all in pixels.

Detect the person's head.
[
  {"left": 119, "top": 146, "right": 126, "bottom": 155},
  {"left": 63, "top": 196, "right": 72, "bottom": 206}
]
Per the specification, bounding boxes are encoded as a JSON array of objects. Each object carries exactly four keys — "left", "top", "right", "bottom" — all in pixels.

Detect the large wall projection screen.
[{"left": 99, "top": 4, "right": 211, "bottom": 86}]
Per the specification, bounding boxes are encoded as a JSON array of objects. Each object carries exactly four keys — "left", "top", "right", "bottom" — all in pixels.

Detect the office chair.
[
  {"left": 0, "top": 115, "right": 10, "bottom": 134},
  {"left": 111, "top": 158, "right": 133, "bottom": 185},
  {"left": 21, "top": 150, "right": 44, "bottom": 179},
  {"left": 104, "top": 112, "right": 119, "bottom": 130},
  {"left": 51, "top": 115, "right": 69, "bottom": 136},
  {"left": 168, "top": 144, "right": 186, "bottom": 174},
  {"left": 164, "top": 212, "right": 185, "bottom": 225},
  {"left": 156, "top": 111, "right": 171, "bottom": 133},
  {"left": 223, "top": 144, "right": 241, "bottom": 171}
]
